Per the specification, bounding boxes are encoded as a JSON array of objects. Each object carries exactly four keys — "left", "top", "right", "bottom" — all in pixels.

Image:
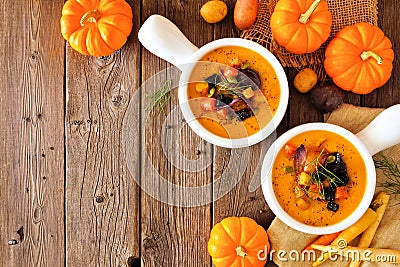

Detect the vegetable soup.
[
  {"left": 272, "top": 130, "right": 367, "bottom": 226},
  {"left": 188, "top": 46, "right": 281, "bottom": 139}
]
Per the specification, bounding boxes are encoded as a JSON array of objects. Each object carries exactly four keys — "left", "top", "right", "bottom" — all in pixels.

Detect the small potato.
[
  {"left": 200, "top": 1, "right": 228, "bottom": 24},
  {"left": 234, "top": 0, "right": 258, "bottom": 30},
  {"left": 294, "top": 68, "right": 318, "bottom": 93}
]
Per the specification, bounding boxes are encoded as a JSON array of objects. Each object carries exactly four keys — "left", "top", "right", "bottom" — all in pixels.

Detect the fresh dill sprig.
[
  {"left": 300, "top": 149, "right": 342, "bottom": 198},
  {"left": 374, "top": 154, "right": 400, "bottom": 196},
  {"left": 307, "top": 150, "right": 340, "bottom": 183},
  {"left": 216, "top": 71, "right": 249, "bottom": 96},
  {"left": 145, "top": 79, "right": 172, "bottom": 114}
]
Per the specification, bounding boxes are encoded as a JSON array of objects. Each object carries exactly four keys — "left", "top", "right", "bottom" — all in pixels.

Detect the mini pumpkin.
[
  {"left": 270, "top": 0, "right": 332, "bottom": 54},
  {"left": 60, "top": 0, "right": 133, "bottom": 57},
  {"left": 208, "top": 217, "right": 270, "bottom": 267},
  {"left": 324, "top": 22, "right": 394, "bottom": 94}
]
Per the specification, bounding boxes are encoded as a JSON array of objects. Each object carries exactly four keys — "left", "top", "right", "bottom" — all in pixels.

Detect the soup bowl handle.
[
  {"left": 356, "top": 104, "right": 400, "bottom": 156},
  {"left": 138, "top": 15, "right": 199, "bottom": 70}
]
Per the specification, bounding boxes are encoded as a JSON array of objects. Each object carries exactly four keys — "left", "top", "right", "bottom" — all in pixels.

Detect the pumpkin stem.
[
  {"left": 299, "top": 0, "right": 322, "bottom": 24},
  {"left": 235, "top": 246, "right": 247, "bottom": 258},
  {"left": 360, "top": 51, "right": 383, "bottom": 64},
  {"left": 80, "top": 10, "right": 101, "bottom": 26}
]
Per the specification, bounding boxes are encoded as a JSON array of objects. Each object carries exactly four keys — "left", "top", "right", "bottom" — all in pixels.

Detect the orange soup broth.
[
  {"left": 272, "top": 130, "right": 367, "bottom": 226},
  {"left": 187, "top": 46, "right": 281, "bottom": 139}
]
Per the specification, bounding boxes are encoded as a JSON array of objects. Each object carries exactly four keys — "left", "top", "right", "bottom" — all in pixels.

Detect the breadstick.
[
  {"left": 312, "top": 208, "right": 377, "bottom": 267},
  {"left": 349, "top": 192, "right": 390, "bottom": 267},
  {"left": 303, "top": 231, "right": 341, "bottom": 251}
]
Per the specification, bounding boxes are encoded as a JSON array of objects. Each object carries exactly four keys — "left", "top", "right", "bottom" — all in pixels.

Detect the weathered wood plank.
[
  {"left": 210, "top": 5, "right": 277, "bottom": 257},
  {"left": 139, "top": 1, "right": 214, "bottom": 265},
  {"left": 362, "top": 0, "right": 400, "bottom": 108},
  {"left": 65, "top": 1, "right": 140, "bottom": 266},
  {"left": 0, "top": 0, "right": 65, "bottom": 266},
  {"left": 286, "top": 68, "right": 324, "bottom": 128}
]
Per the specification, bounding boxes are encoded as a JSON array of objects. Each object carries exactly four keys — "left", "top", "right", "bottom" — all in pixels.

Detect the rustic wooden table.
[{"left": 1, "top": 0, "right": 399, "bottom": 266}]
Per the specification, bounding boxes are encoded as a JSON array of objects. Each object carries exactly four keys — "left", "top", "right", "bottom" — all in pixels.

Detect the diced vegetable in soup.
[
  {"left": 188, "top": 46, "right": 281, "bottom": 139},
  {"left": 272, "top": 130, "right": 366, "bottom": 226}
]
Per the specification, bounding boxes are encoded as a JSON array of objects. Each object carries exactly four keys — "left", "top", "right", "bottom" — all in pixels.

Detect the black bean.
[{"left": 324, "top": 152, "right": 350, "bottom": 186}]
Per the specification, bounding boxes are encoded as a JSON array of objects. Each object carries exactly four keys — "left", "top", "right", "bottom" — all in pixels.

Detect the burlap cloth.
[
  {"left": 267, "top": 104, "right": 400, "bottom": 266},
  {"left": 241, "top": 0, "right": 378, "bottom": 81}
]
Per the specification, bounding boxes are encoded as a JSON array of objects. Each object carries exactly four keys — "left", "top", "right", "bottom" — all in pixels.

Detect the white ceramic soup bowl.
[
  {"left": 261, "top": 104, "right": 400, "bottom": 234},
  {"left": 138, "top": 15, "right": 289, "bottom": 148}
]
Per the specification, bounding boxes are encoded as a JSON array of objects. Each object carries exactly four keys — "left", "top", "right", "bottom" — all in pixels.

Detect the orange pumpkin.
[
  {"left": 324, "top": 22, "right": 394, "bottom": 94},
  {"left": 208, "top": 217, "right": 270, "bottom": 267},
  {"left": 270, "top": 0, "right": 332, "bottom": 54},
  {"left": 60, "top": 0, "right": 133, "bottom": 57}
]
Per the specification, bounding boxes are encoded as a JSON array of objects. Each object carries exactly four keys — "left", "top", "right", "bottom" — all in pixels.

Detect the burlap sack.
[
  {"left": 241, "top": 0, "right": 378, "bottom": 80},
  {"left": 267, "top": 104, "right": 400, "bottom": 267}
]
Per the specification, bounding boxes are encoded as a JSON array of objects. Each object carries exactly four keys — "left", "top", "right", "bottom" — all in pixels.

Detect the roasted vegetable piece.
[
  {"left": 324, "top": 152, "right": 350, "bottom": 186},
  {"left": 205, "top": 73, "right": 221, "bottom": 87},
  {"left": 327, "top": 201, "right": 339, "bottom": 212},
  {"left": 242, "top": 87, "right": 255, "bottom": 99},
  {"left": 294, "top": 145, "right": 307, "bottom": 173},
  {"left": 200, "top": 98, "right": 217, "bottom": 111},
  {"left": 308, "top": 183, "right": 324, "bottom": 200},
  {"left": 296, "top": 198, "right": 310, "bottom": 210},
  {"left": 216, "top": 108, "right": 228, "bottom": 119},
  {"left": 284, "top": 144, "right": 297, "bottom": 157},
  {"left": 239, "top": 68, "right": 261, "bottom": 89},
  {"left": 335, "top": 186, "right": 348, "bottom": 199},
  {"left": 223, "top": 67, "right": 239, "bottom": 78},
  {"left": 235, "top": 108, "right": 252, "bottom": 121},
  {"left": 216, "top": 94, "right": 233, "bottom": 107},
  {"left": 323, "top": 186, "right": 335, "bottom": 202},
  {"left": 299, "top": 172, "right": 311, "bottom": 185},
  {"left": 230, "top": 99, "right": 247, "bottom": 111},
  {"left": 195, "top": 82, "right": 210, "bottom": 95}
]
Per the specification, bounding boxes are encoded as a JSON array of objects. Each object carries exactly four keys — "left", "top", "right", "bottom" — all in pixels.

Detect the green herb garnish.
[
  {"left": 145, "top": 79, "right": 172, "bottom": 113},
  {"left": 300, "top": 149, "right": 343, "bottom": 198},
  {"left": 374, "top": 154, "right": 400, "bottom": 196},
  {"left": 284, "top": 166, "right": 294, "bottom": 173},
  {"left": 216, "top": 71, "right": 249, "bottom": 97}
]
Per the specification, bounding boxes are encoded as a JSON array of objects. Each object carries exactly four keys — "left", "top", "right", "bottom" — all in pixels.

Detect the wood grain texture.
[
  {"left": 0, "top": 0, "right": 65, "bottom": 266},
  {"left": 139, "top": 1, "right": 214, "bottom": 266},
  {"left": 362, "top": 0, "right": 400, "bottom": 108},
  {"left": 211, "top": 0, "right": 276, "bottom": 238},
  {"left": 286, "top": 68, "right": 324, "bottom": 128},
  {"left": 65, "top": 0, "right": 140, "bottom": 266},
  {"left": 0, "top": 0, "right": 399, "bottom": 266}
]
